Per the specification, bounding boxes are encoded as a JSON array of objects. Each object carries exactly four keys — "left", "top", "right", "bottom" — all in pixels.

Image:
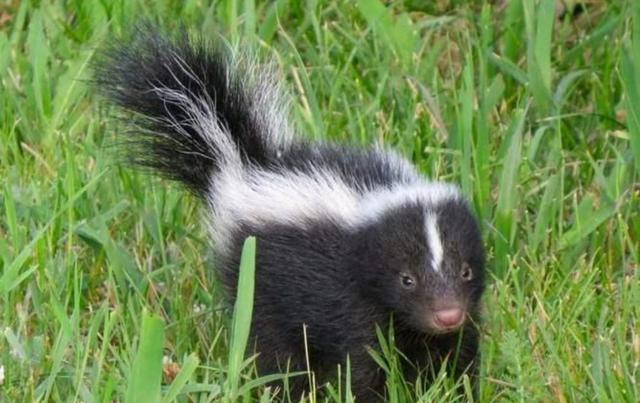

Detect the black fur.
[
  {"left": 95, "top": 25, "right": 487, "bottom": 402},
  {"left": 221, "top": 202, "right": 485, "bottom": 400},
  {"left": 278, "top": 142, "right": 415, "bottom": 191}
]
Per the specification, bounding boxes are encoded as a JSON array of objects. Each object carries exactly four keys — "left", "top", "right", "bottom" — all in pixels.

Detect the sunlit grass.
[{"left": 0, "top": 0, "right": 638, "bottom": 401}]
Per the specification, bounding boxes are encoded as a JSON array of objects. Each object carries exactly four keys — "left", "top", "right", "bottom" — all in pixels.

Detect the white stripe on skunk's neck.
[
  {"left": 358, "top": 182, "right": 460, "bottom": 221},
  {"left": 206, "top": 165, "right": 461, "bottom": 253}
]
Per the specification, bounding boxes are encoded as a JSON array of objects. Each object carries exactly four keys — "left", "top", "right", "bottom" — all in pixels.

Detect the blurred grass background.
[{"left": 0, "top": 0, "right": 638, "bottom": 401}]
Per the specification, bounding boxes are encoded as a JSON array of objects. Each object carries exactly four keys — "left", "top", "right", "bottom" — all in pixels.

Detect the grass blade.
[
  {"left": 161, "top": 353, "right": 200, "bottom": 403},
  {"left": 126, "top": 312, "right": 165, "bottom": 403},
  {"left": 530, "top": 173, "right": 561, "bottom": 251},
  {"left": 558, "top": 196, "right": 616, "bottom": 250},
  {"left": 523, "top": 0, "right": 555, "bottom": 114},
  {"left": 0, "top": 170, "right": 106, "bottom": 295},
  {"left": 620, "top": 0, "right": 640, "bottom": 174},
  {"left": 494, "top": 107, "right": 526, "bottom": 273},
  {"left": 356, "top": 0, "right": 416, "bottom": 68},
  {"left": 225, "top": 236, "right": 257, "bottom": 401}
]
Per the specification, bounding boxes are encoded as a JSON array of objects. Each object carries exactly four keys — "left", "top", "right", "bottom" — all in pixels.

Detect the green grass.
[{"left": 0, "top": 0, "right": 638, "bottom": 401}]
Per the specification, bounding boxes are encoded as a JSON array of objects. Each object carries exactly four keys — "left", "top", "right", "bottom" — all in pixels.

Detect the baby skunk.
[{"left": 94, "top": 26, "right": 486, "bottom": 401}]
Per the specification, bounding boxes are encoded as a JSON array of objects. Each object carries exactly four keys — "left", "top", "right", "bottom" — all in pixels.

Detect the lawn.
[{"left": 0, "top": 0, "right": 638, "bottom": 401}]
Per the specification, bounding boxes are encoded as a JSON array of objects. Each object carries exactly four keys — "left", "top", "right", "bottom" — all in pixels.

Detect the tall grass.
[{"left": 0, "top": 0, "right": 637, "bottom": 401}]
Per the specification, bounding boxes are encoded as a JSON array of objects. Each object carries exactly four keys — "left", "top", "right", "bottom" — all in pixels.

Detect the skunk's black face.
[{"left": 358, "top": 199, "right": 485, "bottom": 335}]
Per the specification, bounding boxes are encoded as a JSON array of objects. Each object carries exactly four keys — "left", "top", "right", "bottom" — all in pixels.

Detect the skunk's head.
[{"left": 357, "top": 195, "right": 485, "bottom": 335}]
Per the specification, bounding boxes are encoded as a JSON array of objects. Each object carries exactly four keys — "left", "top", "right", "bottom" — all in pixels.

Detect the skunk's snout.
[
  {"left": 433, "top": 307, "right": 465, "bottom": 330},
  {"left": 429, "top": 295, "right": 467, "bottom": 332}
]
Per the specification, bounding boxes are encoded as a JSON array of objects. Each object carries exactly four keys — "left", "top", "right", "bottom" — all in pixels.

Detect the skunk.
[{"left": 94, "top": 26, "right": 486, "bottom": 401}]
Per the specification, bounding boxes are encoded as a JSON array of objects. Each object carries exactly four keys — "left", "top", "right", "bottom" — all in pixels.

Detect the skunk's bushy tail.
[{"left": 93, "top": 25, "right": 292, "bottom": 196}]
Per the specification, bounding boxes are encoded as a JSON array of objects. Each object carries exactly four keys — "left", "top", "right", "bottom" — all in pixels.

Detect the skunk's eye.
[
  {"left": 400, "top": 273, "right": 416, "bottom": 289},
  {"left": 460, "top": 263, "right": 473, "bottom": 281}
]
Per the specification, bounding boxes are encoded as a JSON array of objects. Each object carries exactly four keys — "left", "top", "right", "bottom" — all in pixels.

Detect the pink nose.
[{"left": 434, "top": 308, "right": 465, "bottom": 328}]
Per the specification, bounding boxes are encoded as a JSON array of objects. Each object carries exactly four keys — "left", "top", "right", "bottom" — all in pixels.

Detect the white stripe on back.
[{"left": 206, "top": 164, "right": 460, "bottom": 254}]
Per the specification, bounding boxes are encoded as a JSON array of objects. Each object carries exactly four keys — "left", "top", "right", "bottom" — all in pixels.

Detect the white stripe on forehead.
[{"left": 425, "top": 213, "right": 443, "bottom": 273}]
